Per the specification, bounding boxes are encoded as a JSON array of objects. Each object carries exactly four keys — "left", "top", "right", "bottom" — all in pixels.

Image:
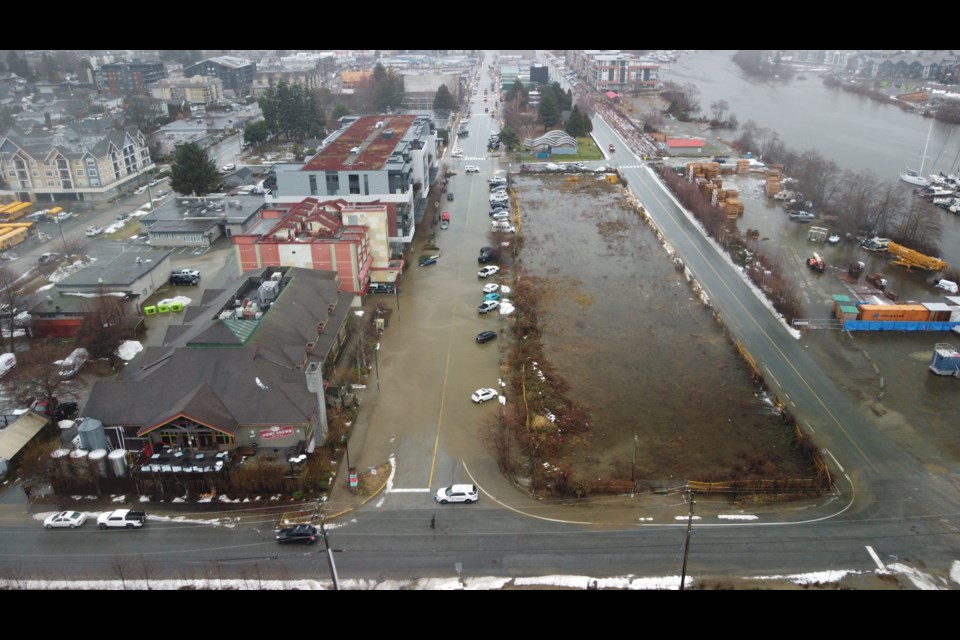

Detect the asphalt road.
[{"left": 1, "top": 55, "right": 958, "bottom": 588}]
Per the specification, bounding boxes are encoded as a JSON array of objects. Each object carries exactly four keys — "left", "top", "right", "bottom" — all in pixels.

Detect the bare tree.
[
  {"left": 891, "top": 200, "right": 943, "bottom": 251},
  {"left": 710, "top": 100, "right": 729, "bottom": 123},
  {"left": 0, "top": 266, "right": 33, "bottom": 353},
  {"left": 837, "top": 169, "right": 880, "bottom": 233},
  {"left": 73, "top": 287, "right": 130, "bottom": 370},
  {"left": 2, "top": 338, "right": 74, "bottom": 410}
]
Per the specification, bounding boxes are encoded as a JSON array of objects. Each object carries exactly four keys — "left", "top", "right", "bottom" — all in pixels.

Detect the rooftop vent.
[
  {"left": 375, "top": 121, "right": 385, "bottom": 129},
  {"left": 350, "top": 146, "right": 360, "bottom": 155},
  {"left": 382, "top": 129, "right": 394, "bottom": 139}
]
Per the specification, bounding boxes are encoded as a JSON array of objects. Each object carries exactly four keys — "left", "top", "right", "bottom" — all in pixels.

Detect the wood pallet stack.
[
  {"left": 736, "top": 159, "right": 751, "bottom": 174},
  {"left": 725, "top": 198, "right": 745, "bottom": 218},
  {"left": 765, "top": 169, "right": 781, "bottom": 197},
  {"left": 686, "top": 162, "right": 722, "bottom": 181}
]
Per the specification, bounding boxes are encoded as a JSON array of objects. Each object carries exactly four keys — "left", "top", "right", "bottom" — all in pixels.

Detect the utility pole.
[
  {"left": 319, "top": 515, "right": 341, "bottom": 591},
  {"left": 679, "top": 491, "right": 695, "bottom": 591},
  {"left": 631, "top": 433, "right": 637, "bottom": 484}
]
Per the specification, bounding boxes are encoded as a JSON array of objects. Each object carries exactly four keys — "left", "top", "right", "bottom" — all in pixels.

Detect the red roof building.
[
  {"left": 666, "top": 138, "right": 705, "bottom": 151},
  {"left": 232, "top": 198, "right": 404, "bottom": 294}
]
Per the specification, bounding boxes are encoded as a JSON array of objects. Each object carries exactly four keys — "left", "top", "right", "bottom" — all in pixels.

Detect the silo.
[
  {"left": 77, "top": 418, "right": 108, "bottom": 451},
  {"left": 88, "top": 449, "right": 108, "bottom": 477},
  {"left": 50, "top": 448, "right": 71, "bottom": 475},
  {"left": 108, "top": 449, "right": 129, "bottom": 478}
]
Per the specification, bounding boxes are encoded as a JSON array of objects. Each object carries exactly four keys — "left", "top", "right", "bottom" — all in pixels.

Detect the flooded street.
[{"left": 514, "top": 174, "right": 817, "bottom": 484}]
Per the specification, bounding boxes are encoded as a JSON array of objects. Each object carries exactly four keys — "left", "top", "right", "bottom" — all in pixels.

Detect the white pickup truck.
[{"left": 97, "top": 509, "right": 147, "bottom": 529}]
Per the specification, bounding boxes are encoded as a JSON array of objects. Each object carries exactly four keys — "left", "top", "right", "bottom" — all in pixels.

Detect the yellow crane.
[{"left": 887, "top": 242, "right": 948, "bottom": 271}]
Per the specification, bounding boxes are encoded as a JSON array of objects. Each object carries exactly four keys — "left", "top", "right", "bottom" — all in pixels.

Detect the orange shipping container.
[{"left": 857, "top": 304, "right": 931, "bottom": 322}]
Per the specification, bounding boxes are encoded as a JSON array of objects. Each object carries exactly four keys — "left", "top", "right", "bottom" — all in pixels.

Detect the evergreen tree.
[
  {"left": 169, "top": 142, "right": 221, "bottom": 196},
  {"left": 433, "top": 84, "right": 457, "bottom": 111},
  {"left": 243, "top": 120, "right": 270, "bottom": 145},
  {"left": 331, "top": 104, "right": 350, "bottom": 121},
  {"left": 538, "top": 89, "right": 560, "bottom": 128},
  {"left": 565, "top": 105, "right": 587, "bottom": 137},
  {"left": 498, "top": 126, "right": 520, "bottom": 151}
]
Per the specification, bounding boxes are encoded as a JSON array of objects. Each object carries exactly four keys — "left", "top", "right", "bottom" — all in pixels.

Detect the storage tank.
[
  {"left": 108, "top": 449, "right": 129, "bottom": 478},
  {"left": 50, "top": 448, "right": 70, "bottom": 474},
  {"left": 78, "top": 418, "right": 108, "bottom": 451},
  {"left": 88, "top": 448, "right": 108, "bottom": 477},
  {"left": 69, "top": 449, "right": 88, "bottom": 473}
]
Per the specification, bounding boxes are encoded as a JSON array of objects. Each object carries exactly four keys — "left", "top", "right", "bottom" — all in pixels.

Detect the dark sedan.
[
  {"left": 276, "top": 524, "right": 318, "bottom": 544},
  {"left": 476, "top": 330, "right": 498, "bottom": 344}
]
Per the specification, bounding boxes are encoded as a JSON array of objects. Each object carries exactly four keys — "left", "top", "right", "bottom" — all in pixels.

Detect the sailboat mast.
[{"left": 919, "top": 121, "right": 933, "bottom": 175}]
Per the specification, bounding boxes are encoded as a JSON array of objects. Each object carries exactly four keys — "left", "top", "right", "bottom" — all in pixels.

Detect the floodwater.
[{"left": 514, "top": 173, "right": 817, "bottom": 485}]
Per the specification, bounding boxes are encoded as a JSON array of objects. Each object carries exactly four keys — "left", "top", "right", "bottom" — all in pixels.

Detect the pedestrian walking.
[{"left": 430, "top": 514, "right": 436, "bottom": 530}]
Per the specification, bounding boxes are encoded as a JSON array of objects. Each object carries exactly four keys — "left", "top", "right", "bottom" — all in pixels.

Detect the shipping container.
[{"left": 857, "top": 304, "right": 932, "bottom": 322}]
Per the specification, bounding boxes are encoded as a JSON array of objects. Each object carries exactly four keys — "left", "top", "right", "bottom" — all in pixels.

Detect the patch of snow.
[{"left": 116, "top": 341, "right": 143, "bottom": 361}]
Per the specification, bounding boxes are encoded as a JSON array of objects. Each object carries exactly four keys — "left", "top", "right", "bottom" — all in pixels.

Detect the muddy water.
[{"left": 514, "top": 174, "right": 817, "bottom": 484}]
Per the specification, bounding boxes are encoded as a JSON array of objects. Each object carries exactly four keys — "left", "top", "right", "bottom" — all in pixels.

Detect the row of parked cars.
[{"left": 43, "top": 509, "right": 146, "bottom": 530}]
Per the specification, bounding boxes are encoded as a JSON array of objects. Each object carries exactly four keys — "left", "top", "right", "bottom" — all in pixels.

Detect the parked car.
[
  {"left": 58, "top": 348, "right": 88, "bottom": 379},
  {"left": 221, "top": 163, "right": 236, "bottom": 172},
  {"left": 477, "top": 300, "right": 500, "bottom": 314},
  {"left": 478, "top": 251, "right": 498, "bottom": 264},
  {"left": 482, "top": 283, "right": 500, "bottom": 294},
  {"left": 44, "top": 511, "right": 87, "bottom": 529},
  {"left": 84, "top": 225, "right": 103, "bottom": 237},
  {"left": 608, "top": 143, "right": 616, "bottom": 153},
  {"left": 97, "top": 509, "right": 146, "bottom": 529},
  {"left": 276, "top": 524, "right": 318, "bottom": 544},
  {"left": 491, "top": 211, "right": 510, "bottom": 221},
  {"left": 434, "top": 484, "right": 479, "bottom": 504},
  {"left": 447, "top": 192, "right": 454, "bottom": 201},
  {"left": 483, "top": 293, "right": 501, "bottom": 302},
  {"left": 464, "top": 165, "right": 480, "bottom": 173},
  {"left": 419, "top": 256, "right": 438, "bottom": 267},
  {"left": 490, "top": 221, "right": 516, "bottom": 233},
  {"left": 38, "top": 252, "right": 60, "bottom": 265},
  {"left": 171, "top": 268, "right": 201, "bottom": 279},
  {"left": 457, "top": 130, "right": 469, "bottom": 138},
  {"left": 367, "top": 282, "right": 395, "bottom": 294},
  {"left": 471, "top": 388, "right": 498, "bottom": 403},
  {"left": 476, "top": 330, "right": 498, "bottom": 344},
  {"left": 169, "top": 273, "right": 199, "bottom": 286},
  {"left": 478, "top": 266, "right": 499, "bottom": 278},
  {"left": 451, "top": 149, "right": 464, "bottom": 158}
]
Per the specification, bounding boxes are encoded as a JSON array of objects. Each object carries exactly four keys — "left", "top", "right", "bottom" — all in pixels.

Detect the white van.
[{"left": 58, "top": 348, "right": 89, "bottom": 379}]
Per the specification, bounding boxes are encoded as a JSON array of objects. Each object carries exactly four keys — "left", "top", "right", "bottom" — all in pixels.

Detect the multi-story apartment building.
[
  {"left": 150, "top": 75, "right": 224, "bottom": 104},
  {"left": 565, "top": 50, "right": 659, "bottom": 93},
  {"left": 268, "top": 114, "right": 438, "bottom": 255},
  {"left": 96, "top": 61, "right": 167, "bottom": 96},
  {"left": 184, "top": 56, "right": 256, "bottom": 97},
  {"left": 0, "top": 127, "right": 153, "bottom": 203}
]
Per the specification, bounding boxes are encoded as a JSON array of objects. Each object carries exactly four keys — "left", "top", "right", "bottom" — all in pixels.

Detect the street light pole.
[
  {"left": 374, "top": 341, "right": 380, "bottom": 391},
  {"left": 631, "top": 433, "right": 637, "bottom": 484}
]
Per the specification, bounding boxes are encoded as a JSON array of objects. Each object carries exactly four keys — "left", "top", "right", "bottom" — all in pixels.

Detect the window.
[
  {"left": 348, "top": 174, "right": 360, "bottom": 194},
  {"left": 45, "top": 170, "right": 52, "bottom": 177},
  {"left": 77, "top": 169, "right": 85, "bottom": 176},
  {"left": 47, "top": 180, "right": 55, "bottom": 187},
  {"left": 90, "top": 179, "right": 100, "bottom": 187},
  {"left": 363, "top": 174, "right": 369, "bottom": 195},
  {"left": 309, "top": 174, "right": 318, "bottom": 196},
  {"left": 32, "top": 170, "right": 39, "bottom": 177},
  {"left": 86, "top": 158, "right": 96, "bottom": 166},
  {"left": 325, "top": 172, "right": 339, "bottom": 195},
  {"left": 215, "top": 432, "right": 233, "bottom": 445}
]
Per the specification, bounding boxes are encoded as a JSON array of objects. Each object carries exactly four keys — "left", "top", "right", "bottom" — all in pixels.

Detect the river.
[{"left": 662, "top": 50, "right": 960, "bottom": 266}]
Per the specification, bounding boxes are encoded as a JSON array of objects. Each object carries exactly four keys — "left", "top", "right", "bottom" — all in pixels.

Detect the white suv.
[
  {"left": 464, "top": 165, "right": 480, "bottom": 173},
  {"left": 435, "top": 484, "right": 479, "bottom": 504}
]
